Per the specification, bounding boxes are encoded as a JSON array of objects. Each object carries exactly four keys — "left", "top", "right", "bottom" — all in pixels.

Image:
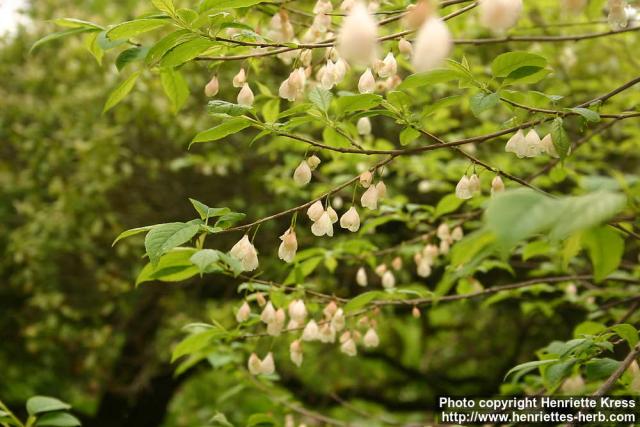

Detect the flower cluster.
[{"left": 505, "top": 129, "right": 558, "bottom": 158}]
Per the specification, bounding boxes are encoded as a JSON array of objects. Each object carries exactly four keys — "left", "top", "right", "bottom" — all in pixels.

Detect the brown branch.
[{"left": 453, "top": 25, "right": 640, "bottom": 45}]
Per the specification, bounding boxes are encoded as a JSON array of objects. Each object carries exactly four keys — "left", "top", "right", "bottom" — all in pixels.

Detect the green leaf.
[
  {"left": 160, "top": 68, "right": 190, "bottom": 113},
  {"left": 544, "top": 359, "right": 575, "bottom": 389},
  {"left": 308, "top": 86, "right": 333, "bottom": 112},
  {"left": 136, "top": 248, "right": 200, "bottom": 285},
  {"left": 246, "top": 413, "right": 275, "bottom": 427},
  {"left": 171, "top": 328, "right": 225, "bottom": 362},
  {"left": 399, "top": 127, "right": 421, "bottom": 146},
  {"left": 469, "top": 92, "right": 499, "bottom": 117},
  {"left": 145, "top": 222, "right": 200, "bottom": 265},
  {"left": 52, "top": 18, "right": 103, "bottom": 30},
  {"left": 574, "top": 320, "right": 606, "bottom": 337},
  {"left": 344, "top": 291, "right": 384, "bottom": 313},
  {"left": 522, "top": 240, "right": 551, "bottom": 261},
  {"left": 569, "top": 107, "right": 601, "bottom": 123},
  {"left": 112, "top": 225, "right": 156, "bottom": 246},
  {"left": 26, "top": 397, "right": 71, "bottom": 416},
  {"left": 397, "top": 69, "right": 462, "bottom": 90},
  {"left": 207, "top": 100, "right": 252, "bottom": 117},
  {"left": 335, "top": 93, "right": 382, "bottom": 115},
  {"left": 504, "top": 359, "right": 558, "bottom": 381},
  {"left": 83, "top": 32, "right": 104, "bottom": 65},
  {"left": 261, "top": 98, "right": 280, "bottom": 123},
  {"left": 152, "top": 0, "right": 176, "bottom": 15},
  {"left": 582, "top": 226, "right": 624, "bottom": 282},
  {"left": 491, "top": 51, "right": 547, "bottom": 78},
  {"left": 189, "top": 199, "right": 231, "bottom": 220},
  {"left": 611, "top": 324, "right": 639, "bottom": 348},
  {"left": 115, "top": 47, "right": 148, "bottom": 71},
  {"left": 145, "top": 29, "right": 193, "bottom": 65},
  {"left": 201, "top": 0, "right": 266, "bottom": 11},
  {"left": 190, "top": 249, "right": 220, "bottom": 274},
  {"left": 107, "top": 18, "right": 168, "bottom": 40},
  {"left": 584, "top": 358, "right": 620, "bottom": 381},
  {"left": 210, "top": 412, "right": 234, "bottom": 427},
  {"left": 35, "top": 413, "right": 81, "bottom": 427},
  {"left": 31, "top": 27, "right": 97, "bottom": 53},
  {"left": 103, "top": 71, "right": 141, "bottom": 113},
  {"left": 160, "top": 37, "right": 214, "bottom": 68},
  {"left": 190, "top": 118, "right": 251, "bottom": 147},
  {"left": 434, "top": 194, "right": 464, "bottom": 218}
]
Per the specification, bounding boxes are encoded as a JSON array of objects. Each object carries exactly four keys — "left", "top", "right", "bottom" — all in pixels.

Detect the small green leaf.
[
  {"left": 434, "top": 194, "right": 464, "bottom": 218},
  {"left": 171, "top": 328, "right": 225, "bottom": 362},
  {"left": 31, "top": 27, "right": 97, "bottom": 53},
  {"left": 26, "top": 397, "right": 71, "bottom": 416},
  {"left": 611, "top": 324, "right": 639, "bottom": 349},
  {"left": 190, "top": 249, "right": 221, "bottom": 274},
  {"left": 103, "top": 70, "right": 141, "bottom": 113},
  {"left": 308, "top": 86, "right": 333, "bottom": 112},
  {"left": 584, "top": 358, "right": 620, "bottom": 381},
  {"left": 246, "top": 413, "right": 275, "bottom": 427},
  {"left": 145, "top": 29, "right": 194, "bottom": 65},
  {"left": 160, "top": 68, "right": 190, "bottom": 113},
  {"left": 399, "top": 127, "right": 421, "bottom": 146},
  {"left": 207, "top": 100, "right": 252, "bottom": 116},
  {"left": 115, "top": 47, "right": 148, "bottom": 71},
  {"left": 145, "top": 222, "right": 200, "bottom": 265},
  {"left": 397, "top": 69, "right": 462, "bottom": 90},
  {"left": 112, "top": 225, "right": 156, "bottom": 246},
  {"left": 582, "top": 226, "right": 624, "bottom": 282},
  {"left": 36, "top": 412, "right": 81, "bottom": 427},
  {"left": 52, "top": 18, "right": 103, "bottom": 30},
  {"left": 469, "top": 92, "right": 499, "bottom": 117},
  {"left": 189, "top": 199, "right": 231, "bottom": 220},
  {"left": 201, "top": 0, "right": 266, "bottom": 11},
  {"left": 107, "top": 18, "right": 168, "bottom": 40},
  {"left": 160, "top": 37, "right": 214, "bottom": 68},
  {"left": 261, "top": 98, "right": 280, "bottom": 123},
  {"left": 504, "top": 359, "right": 558, "bottom": 381},
  {"left": 190, "top": 118, "right": 251, "bottom": 146},
  {"left": 335, "top": 93, "right": 382, "bottom": 115},
  {"left": 152, "top": 0, "right": 176, "bottom": 15},
  {"left": 491, "top": 51, "right": 547, "bottom": 78},
  {"left": 574, "top": 320, "right": 606, "bottom": 337},
  {"left": 568, "top": 107, "right": 601, "bottom": 122},
  {"left": 344, "top": 291, "right": 383, "bottom": 313},
  {"left": 136, "top": 248, "right": 200, "bottom": 285}
]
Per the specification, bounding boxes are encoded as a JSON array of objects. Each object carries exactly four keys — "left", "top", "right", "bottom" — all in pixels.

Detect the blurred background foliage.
[{"left": 1, "top": 0, "right": 639, "bottom": 426}]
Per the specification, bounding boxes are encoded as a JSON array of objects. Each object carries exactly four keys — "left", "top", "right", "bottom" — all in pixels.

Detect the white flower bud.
[
  {"left": 375, "top": 263, "right": 387, "bottom": 276},
  {"left": 524, "top": 129, "right": 542, "bottom": 158},
  {"left": 306, "top": 155, "right": 321, "bottom": 170},
  {"left": 204, "top": 75, "right": 219, "bottom": 97},
  {"left": 290, "top": 339, "right": 303, "bottom": 367},
  {"left": 363, "top": 327, "right": 379, "bottom": 347},
  {"left": 356, "top": 267, "right": 368, "bottom": 286},
  {"left": 540, "top": 134, "right": 559, "bottom": 158},
  {"left": 314, "top": 0, "right": 333, "bottom": 14},
  {"left": 455, "top": 175, "right": 473, "bottom": 200},
  {"left": 391, "top": 256, "right": 403, "bottom": 271},
  {"left": 331, "top": 308, "right": 345, "bottom": 331},
  {"left": 293, "top": 160, "right": 312, "bottom": 185},
  {"left": 398, "top": 37, "right": 413, "bottom": 55},
  {"left": 417, "top": 258, "right": 432, "bottom": 277},
  {"left": 236, "top": 301, "right": 251, "bottom": 323},
  {"left": 340, "top": 337, "right": 357, "bottom": 356},
  {"left": 230, "top": 235, "right": 259, "bottom": 271},
  {"left": 437, "top": 223, "right": 450, "bottom": 241},
  {"left": 479, "top": 0, "right": 523, "bottom": 33},
  {"left": 288, "top": 299, "right": 307, "bottom": 323},
  {"left": 360, "top": 185, "right": 379, "bottom": 210},
  {"left": 302, "top": 319, "right": 320, "bottom": 341},
  {"left": 468, "top": 174, "right": 481, "bottom": 193},
  {"left": 381, "top": 270, "right": 396, "bottom": 289},
  {"left": 256, "top": 292, "right": 266, "bottom": 306},
  {"left": 260, "top": 352, "right": 275, "bottom": 375},
  {"left": 412, "top": 306, "right": 421, "bottom": 318},
  {"left": 336, "top": 2, "right": 378, "bottom": 65},
  {"left": 412, "top": 17, "right": 452, "bottom": 72},
  {"left": 357, "top": 117, "right": 372, "bottom": 136},
  {"left": 248, "top": 353, "right": 262, "bottom": 375},
  {"left": 267, "top": 308, "right": 286, "bottom": 336},
  {"left": 451, "top": 226, "right": 464, "bottom": 241},
  {"left": 311, "top": 211, "right": 334, "bottom": 237},
  {"left": 327, "top": 206, "right": 338, "bottom": 223},
  {"left": 359, "top": 170, "right": 373, "bottom": 188},
  {"left": 324, "top": 301, "right": 338, "bottom": 318},
  {"left": 340, "top": 0, "right": 356, "bottom": 11},
  {"left": 340, "top": 206, "right": 361, "bottom": 232},
  {"left": 278, "top": 228, "right": 298, "bottom": 263},
  {"left": 375, "top": 180, "right": 387, "bottom": 199},
  {"left": 358, "top": 68, "right": 376, "bottom": 94},
  {"left": 300, "top": 49, "right": 313, "bottom": 66},
  {"left": 505, "top": 129, "right": 526, "bottom": 158},
  {"left": 237, "top": 83, "right": 254, "bottom": 106},
  {"left": 377, "top": 52, "right": 397, "bottom": 78},
  {"left": 491, "top": 176, "right": 505, "bottom": 194},
  {"left": 319, "top": 323, "right": 336, "bottom": 343},
  {"left": 260, "top": 301, "right": 276, "bottom": 324},
  {"left": 439, "top": 239, "right": 450, "bottom": 255},
  {"left": 307, "top": 200, "right": 325, "bottom": 221},
  {"left": 232, "top": 68, "right": 246, "bottom": 88}
]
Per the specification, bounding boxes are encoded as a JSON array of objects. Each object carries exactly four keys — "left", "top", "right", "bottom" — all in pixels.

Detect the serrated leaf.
[
  {"left": 469, "top": 92, "right": 499, "bottom": 117},
  {"left": 190, "top": 118, "right": 251, "bottom": 147},
  {"left": 152, "top": 0, "right": 176, "bottom": 15},
  {"left": 335, "top": 93, "right": 382, "bottom": 115},
  {"left": 550, "top": 117, "right": 570, "bottom": 159},
  {"left": 160, "top": 68, "right": 189, "bottom": 113},
  {"left": 569, "top": 107, "right": 601, "bottom": 122},
  {"left": 491, "top": 51, "right": 547, "bottom": 78},
  {"left": 145, "top": 29, "right": 194, "bottom": 65},
  {"left": 308, "top": 86, "right": 333, "bottom": 112},
  {"left": 107, "top": 18, "right": 168, "bottom": 40},
  {"left": 26, "top": 397, "right": 71, "bottom": 416},
  {"left": 399, "top": 127, "right": 421, "bottom": 146},
  {"left": 145, "top": 222, "right": 200, "bottom": 265},
  {"left": 103, "top": 70, "right": 141, "bottom": 113}
]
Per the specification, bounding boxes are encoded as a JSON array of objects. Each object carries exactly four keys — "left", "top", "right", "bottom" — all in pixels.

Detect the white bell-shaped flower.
[
  {"left": 307, "top": 200, "right": 324, "bottom": 221},
  {"left": 319, "top": 323, "right": 336, "bottom": 343},
  {"left": 290, "top": 339, "right": 303, "bottom": 367},
  {"left": 356, "top": 267, "right": 368, "bottom": 286},
  {"left": 468, "top": 174, "right": 481, "bottom": 193},
  {"left": 293, "top": 160, "right": 312, "bottom": 185},
  {"left": 248, "top": 353, "right": 262, "bottom": 375},
  {"left": 357, "top": 117, "right": 372, "bottom": 136},
  {"left": 233, "top": 68, "right": 246, "bottom": 88},
  {"left": 608, "top": 0, "right": 629, "bottom": 30},
  {"left": 524, "top": 129, "right": 542, "bottom": 157},
  {"left": 479, "top": 0, "right": 523, "bottom": 33},
  {"left": 340, "top": 207, "right": 361, "bottom": 232},
  {"left": 377, "top": 52, "right": 397, "bottom": 78},
  {"left": 267, "top": 308, "right": 286, "bottom": 336},
  {"left": 278, "top": 228, "right": 298, "bottom": 263},
  {"left": 375, "top": 263, "right": 387, "bottom": 276},
  {"left": 439, "top": 239, "right": 450, "bottom": 255},
  {"left": 417, "top": 258, "right": 432, "bottom": 278},
  {"left": 455, "top": 175, "right": 473, "bottom": 200},
  {"left": 311, "top": 211, "right": 334, "bottom": 237},
  {"left": 505, "top": 129, "right": 526, "bottom": 158},
  {"left": 359, "top": 170, "right": 373, "bottom": 188},
  {"left": 398, "top": 37, "right": 413, "bottom": 55},
  {"left": 331, "top": 308, "right": 346, "bottom": 331},
  {"left": 437, "top": 223, "right": 451, "bottom": 242},
  {"left": 237, "top": 83, "right": 254, "bottom": 106},
  {"left": 451, "top": 226, "right": 464, "bottom": 241},
  {"left": 361, "top": 185, "right": 379, "bottom": 210},
  {"left": 491, "top": 175, "right": 505, "bottom": 194},
  {"left": 363, "top": 327, "right": 380, "bottom": 347},
  {"left": 381, "top": 270, "right": 396, "bottom": 288},
  {"left": 307, "top": 155, "right": 321, "bottom": 170},
  {"left": 302, "top": 319, "right": 320, "bottom": 341},
  {"left": 314, "top": 0, "right": 333, "bottom": 14},
  {"left": 375, "top": 180, "right": 387, "bottom": 198},
  {"left": 412, "top": 17, "right": 452, "bottom": 72},
  {"left": 358, "top": 68, "right": 376, "bottom": 94},
  {"left": 327, "top": 206, "right": 338, "bottom": 223},
  {"left": 340, "top": 337, "right": 357, "bottom": 356},
  {"left": 336, "top": 2, "right": 378, "bottom": 65},
  {"left": 540, "top": 134, "right": 559, "bottom": 158},
  {"left": 288, "top": 299, "right": 307, "bottom": 323},
  {"left": 260, "top": 352, "right": 275, "bottom": 375},
  {"left": 236, "top": 301, "right": 251, "bottom": 323},
  {"left": 204, "top": 75, "right": 219, "bottom": 97},
  {"left": 260, "top": 301, "right": 276, "bottom": 324},
  {"left": 230, "top": 235, "right": 259, "bottom": 271}
]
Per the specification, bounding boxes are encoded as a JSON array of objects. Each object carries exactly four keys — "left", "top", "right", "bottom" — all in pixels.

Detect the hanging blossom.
[
  {"left": 232, "top": 68, "right": 246, "bottom": 88},
  {"left": 266, "top": 10, "right": 295, "bottom": 42},
  {"left": 608, "top": 0, "right": 629, "bottom": 30},
  {"left": 311, "top": 207, "right": 337, "bottom": 237},
  {"left": 248, "top": 352, "right": 275, "bottom": 375},
  {"left": 340, "top": 206, "right": 361, "bottom": 232},
  {"left": 361, "top": 185, "right": 379, "bottom": 209},
  {"left": 230, "top": 235, "right": 259, "bottom": 271},
  {"left": 307, "top": 200, "right": 324, "bottom": 221},
  {"left": 478, "top": 0, "right": 523, "bottom": 33},
  {"left": 491, "top": 175, "right": 505, "bottom": 194},
  {"left": 340, "top": 332, "right": 358, "bottom": 356},
  {"left": 357, "top": 117, "right": 372, "bottom": 136},
  {"left": 237, "top": 83, "right": 254, "bottom": 106},
  {"left": 302, "top": 319, "right": 320, "bottom": 341},
  {"left": 290, "top": 339, "right": 303, "bottom": 367},
  {"left": 293, "top": 160, "right": 312, "bottom": 185},
  {"left": 455, "top": 175, "right": 473, "bottom": 200},
  {"left": 267, "top": 308, "right": 286, "bottom": 336},
  {"left": 278, "top": 228, "right": 298, "bottom": 263},
  {"left": 356, "top": 266, "right": 368, "bottom": 286},
  {"left": 391, "top": 256, "right": 402, "bottom": 271},
  {"left": 204, "top": 75, "right": 219, "bottom": 97},
  {"left": 376, "top": 52, "right": 397, "bottom": 78},
  {"left": 303, "top": 0, "right": 333, "bottom": 42},
  {"left": 412, "top": 15, "right": 452, "bottom": 72},
  {"left": 398, "top": 38, "right": 413, "bottom": 56},
  {"left": 359, "top": 170, "right": 373, "bottom": 188},
  {"left": 236, "top": 301, "right": 251, "bottom": 323},
  {"left": 279, "top": 67, "right": 307, "bottom": 102},
  {"left": 414, "top": 243, "right": 438, "bottom": 278},
  {"left": 505, "top": 129, "right": 557, "bottom": 158},
  {"left": 358, "top": 68, "right": 376, "bottom": 94},
  {"left": 381, "top": 270, "right": 396, "bottom": 288},
  {"left": 363, "top": 327, "right": 380, "bottom": 347},
  {"left": 336, "top": 2, "right": 378, "bottom": 65}
]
